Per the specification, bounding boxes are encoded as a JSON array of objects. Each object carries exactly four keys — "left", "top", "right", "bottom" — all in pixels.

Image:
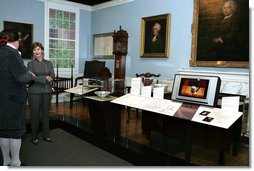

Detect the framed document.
[{"left": 93, "top": 32, "right": 114, "bottom": 59}]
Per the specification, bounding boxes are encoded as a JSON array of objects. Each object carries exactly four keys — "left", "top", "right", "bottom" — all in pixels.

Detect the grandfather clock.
[{"left": 113, "top": 26, "right": 128, "bottom": 79}]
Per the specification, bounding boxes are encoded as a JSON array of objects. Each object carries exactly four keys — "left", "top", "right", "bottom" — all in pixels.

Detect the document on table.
[
  {"left": 111, "top": 94, "right": 145, "bottom": 109},
  {"left": 111, "top": 94, "right": 182, "bottom": 116},
  {"left": 192, "top": 106, "right": 242, "bottom": 129},
  {"left": 142, "top": 98, "right": 182, "bottom": 116}
]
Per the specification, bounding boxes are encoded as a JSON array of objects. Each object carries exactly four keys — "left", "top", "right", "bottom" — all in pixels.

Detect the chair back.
[
  {"left": 136, "top": 72, "right": 161, "bottom": 86},
  {"left": 83, "top": 60, "right": 105, "bottom": 78}
]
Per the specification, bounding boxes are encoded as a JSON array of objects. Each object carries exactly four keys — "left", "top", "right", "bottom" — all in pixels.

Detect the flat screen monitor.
[{"left": 171, "top": 74, "right": 221, "bottom": 106}]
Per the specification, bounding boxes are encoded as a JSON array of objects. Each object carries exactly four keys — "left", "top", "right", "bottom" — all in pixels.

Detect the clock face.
[
  {"left": 113, "top": 29, "right": 128, "bottom": 54},
  {"left": 116, "top": 42, "right": 121, "bottom": 50},
  {"left": 113, "top": 40, "right": 127, "bottom": 54}
]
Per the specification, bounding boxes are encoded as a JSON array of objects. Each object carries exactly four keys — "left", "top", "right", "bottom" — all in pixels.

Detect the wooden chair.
[
  {"left": 126, "top": 72, "right": 161, "bottom": 123},
  {"left": 51, "top": 65, "right": 73, "bottom": 104},
  {"left": 74, "top": 60, "right": 106, "bottom": 86}
]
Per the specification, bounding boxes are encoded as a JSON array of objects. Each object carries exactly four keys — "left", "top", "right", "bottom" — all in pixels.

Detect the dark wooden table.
[
  {"left": 84, "top": 95, "right": 122, "bottom": 142},
  {"left": 142, "top": 108, "right": 242, "bottom": 165}
]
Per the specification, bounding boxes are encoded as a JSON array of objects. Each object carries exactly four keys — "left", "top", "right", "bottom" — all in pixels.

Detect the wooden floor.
[{"left": 27, "top": 102, "right": 249, "bottom": 166}]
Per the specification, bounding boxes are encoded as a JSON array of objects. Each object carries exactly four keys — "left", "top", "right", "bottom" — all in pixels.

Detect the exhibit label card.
[
  {"left": 153, "top": 87, "right": 164, "bottom": 99},
  {"left": 83, "top": 78, "right": 89, "bottom": 86},
  {"left": 221, "top": 96, "right": 240, "bottom": 112},
  {"left": 130, "top": 77, "right": 142, "bottom": 95},
  {"left": 141, "top": 86, "right": 152, "bottom": 97}
]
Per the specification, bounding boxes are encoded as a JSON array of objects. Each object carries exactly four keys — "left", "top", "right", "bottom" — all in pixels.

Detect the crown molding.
[
  {"left": 92, "top": 0, "right": 135, "bottom": 11},
  {"left": 37, "top": 0, "right": 134, "bottom": 11},
  {"left": 37, "top": 0, "right": 92, "bottom": 11}
]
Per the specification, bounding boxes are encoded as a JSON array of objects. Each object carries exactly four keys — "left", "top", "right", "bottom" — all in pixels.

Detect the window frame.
[{"left": 45, "top": 1, "right": 80, "bottom": 74}]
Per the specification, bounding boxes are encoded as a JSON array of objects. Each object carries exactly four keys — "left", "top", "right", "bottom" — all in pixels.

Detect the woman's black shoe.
[
  {"left": 32, "top": 139, "right": 39, "bottom": 145},
  {"left": 43, "top": 137, "right": 52, "bottom": 143}
]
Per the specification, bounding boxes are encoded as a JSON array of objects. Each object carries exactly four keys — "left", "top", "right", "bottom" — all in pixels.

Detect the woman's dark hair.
[
  {"left": 31, "top": 42, "right": 44, "bottom": 51},
  {"left": 31, "top": 42, "right": 44, "bottom": 59},
  {"left": 0, "top": 29, "right": 19, "bottom": 45}
]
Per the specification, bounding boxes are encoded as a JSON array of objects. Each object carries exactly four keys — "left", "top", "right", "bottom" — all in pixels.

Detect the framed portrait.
[
  {"left": 140, "top": 13, "right": 170, "bottom": 58},
  {"left": 4, "top": 21, "right": 33, "bottom": 59},
  {"left": 93, "top": 32, "right": 114, "bottom": 59},
  {"left": 189, "top": 0, "right": 249, "bottom": 68}
]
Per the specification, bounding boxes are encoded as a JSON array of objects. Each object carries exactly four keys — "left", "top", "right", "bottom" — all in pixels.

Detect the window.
[{"left": 45, "top": 1, "right": 79, "bottom": 72}]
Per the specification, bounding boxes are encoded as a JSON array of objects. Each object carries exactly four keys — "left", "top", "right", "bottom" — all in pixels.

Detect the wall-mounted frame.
[
  {"left": 140, "top": 13, "right": 170, "bottom": 58},
  {"left": 4, "top": 21, "right": 33, "bottom": 59},
  {"left": 189, "top": 0, "right": 249, "bottom": 68},
  {"left": 93, "top": 32, "right": 114, "bottom": 59}
]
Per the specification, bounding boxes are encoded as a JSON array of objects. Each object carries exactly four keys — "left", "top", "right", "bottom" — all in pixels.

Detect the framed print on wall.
[
  {"left": 140, "top": 13, "right": 170, "bottom": 58},
  {"left": 189, "top": 0, "right": 249, "bottom": 68},
  {"left": 4, "top": 21, "right": 33, "bottom": 59},
  {"left": 93, "top": 32, "right": 114, "bottom": 59}
]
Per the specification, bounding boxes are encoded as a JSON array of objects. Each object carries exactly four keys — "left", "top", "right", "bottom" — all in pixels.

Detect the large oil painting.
[
  {"left": 4, "top": 21, "right": 33, "bottom": 59},
  {"left": 189, "top": 0, "right": 249, "bottom": 68}
]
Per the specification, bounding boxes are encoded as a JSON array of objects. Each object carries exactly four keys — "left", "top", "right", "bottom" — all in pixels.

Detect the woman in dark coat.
[{"left": 0, "top": 29, "right": 35, "bottom": 166}]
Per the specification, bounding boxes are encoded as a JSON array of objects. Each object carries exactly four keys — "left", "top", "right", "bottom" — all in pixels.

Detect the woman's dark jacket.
[{"left": 27, "top": 59, "right": 55, "bottom": 93}]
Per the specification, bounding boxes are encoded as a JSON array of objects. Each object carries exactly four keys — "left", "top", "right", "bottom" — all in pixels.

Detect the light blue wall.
[
  {"left": 91, "top": 0, "right": 249, "bottom": 79},
  {"left": 0, "top": 0, "right": 249, "bottom": 79},
  {"left": 78, "top": 9, "right": 92, "bottom": 73},
  {"left": 92, "top": 0, "right": 194, "bottom": 79},
  {"left": 0, "top": 0, "right": 44, "bottom": 63}
]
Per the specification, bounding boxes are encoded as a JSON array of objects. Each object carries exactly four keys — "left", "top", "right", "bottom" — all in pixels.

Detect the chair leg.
[{"left": 70, "top": 93, "right": 74, "bottom": 109}]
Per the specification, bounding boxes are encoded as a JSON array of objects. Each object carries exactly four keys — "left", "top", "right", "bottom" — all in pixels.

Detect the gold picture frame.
[
  {"left": 189, "top": 0, "right": 249, "bottom": 68},
  {"left": 140, "top": 13, "right": 170, "bottom": 58}
]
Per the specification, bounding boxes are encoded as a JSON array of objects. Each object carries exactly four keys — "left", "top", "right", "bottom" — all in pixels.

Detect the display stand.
[
  {"left": 111, "top": 94, "right": 243, "bottom": 165},
  {"left": 64, "top": 85, "right": 99, "bottom": 126}
]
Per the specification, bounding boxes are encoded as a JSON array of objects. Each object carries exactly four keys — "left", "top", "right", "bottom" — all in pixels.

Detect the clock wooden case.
[{"left": 113, "top": 26, "right": 128, "bottom": 79}]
